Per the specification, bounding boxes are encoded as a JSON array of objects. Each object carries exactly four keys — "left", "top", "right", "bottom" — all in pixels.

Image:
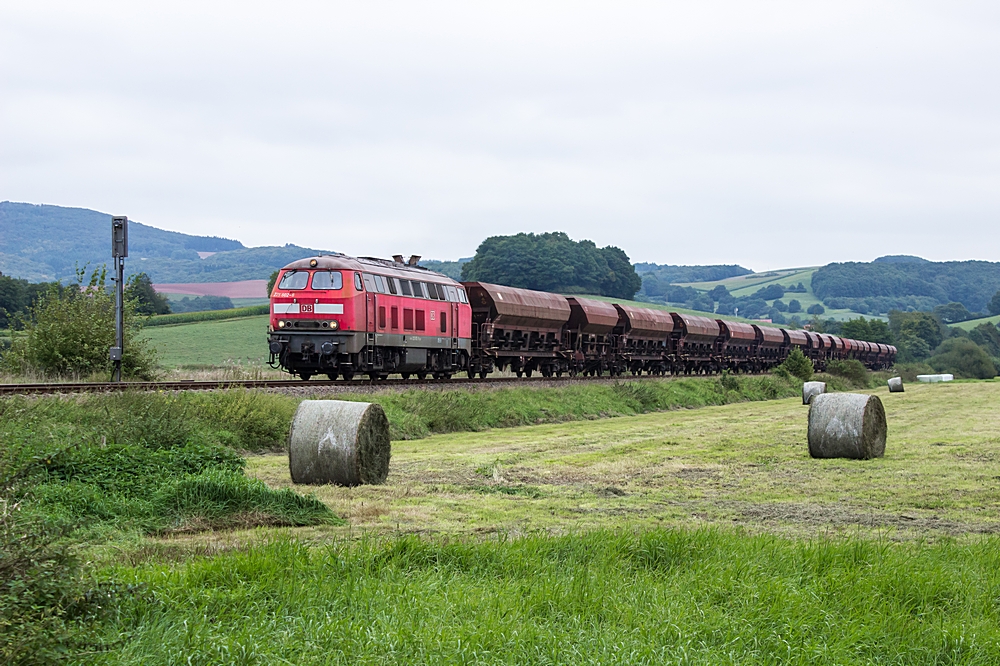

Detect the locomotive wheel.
[
  {"left": 524, "top": 369, "right": 532, "bottom": 378},
  {"left": 341, "top": 371, "right": 355, "bottom": 381},
  {"left": 326, "top": 372, "right": 338, "bottom": 381},
  {"left": 417, "top": 371, "right": 427, "bottom": 380},
  {"left": 515, "top": 370, "right": 523, "bottom": 378},
  {"left": 479, "top": 370, "right": 488, "bottom": 379},
  {"left": 402, "top": 373, "right": 411, "bottom": 380},
  {"left": 368, "top": 372, "right": 379, "bottom": 381},
  {"left": 299, "top": 373, "right": 312, "bottom": 381}
]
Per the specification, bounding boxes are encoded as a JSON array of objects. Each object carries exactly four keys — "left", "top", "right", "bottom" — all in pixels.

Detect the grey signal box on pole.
[
  {"left": 112, "top": 216, "right": 129, "bottom": 258},
  {"left": 110, "top": 216, "right": 128, "bottom": 381}
]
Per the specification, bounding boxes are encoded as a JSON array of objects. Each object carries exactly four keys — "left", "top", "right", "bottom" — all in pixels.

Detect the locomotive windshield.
[
  {"left": 311, "top": 271, "right": 343, "bottom": 290},
  {"left": 277, "top": 270, "right": 309, "bottom": 290}
]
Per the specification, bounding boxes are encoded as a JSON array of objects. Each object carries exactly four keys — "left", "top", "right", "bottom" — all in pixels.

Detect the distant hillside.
[
  {"left": 812, "top": 260, "right": 1000, "bottom": 314},
  {"left": 0, "top": 202, "right": 327, "bottom": 283},
  {"left": 419, "top": 258, "right": 471, "bottom": 280},
  {"left": 873, "top": 255, "right": 930, "bottom": 264}
]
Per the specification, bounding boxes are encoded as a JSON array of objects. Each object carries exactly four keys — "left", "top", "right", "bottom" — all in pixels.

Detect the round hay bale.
[
  {"left": 808, "top": 393, "right": 886, "bottom": 460},
  {"left": 802, "top": 381, "right": 826, "bottom": 405},
  {"left": 887, "top": 376, "right": 904, "bottom": 393},
  {"left": 288, "top": 400, "right": 391, "bottom": 486}
]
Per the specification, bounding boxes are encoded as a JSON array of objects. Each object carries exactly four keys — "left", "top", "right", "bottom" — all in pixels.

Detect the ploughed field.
[{"left": 13, "top": 379, "right": 1000, "bottom": 664}]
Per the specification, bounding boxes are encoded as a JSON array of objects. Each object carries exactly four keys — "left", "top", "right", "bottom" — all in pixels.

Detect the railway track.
[{"left": 0, "top": 372, "right": 667, "bottom": 396}]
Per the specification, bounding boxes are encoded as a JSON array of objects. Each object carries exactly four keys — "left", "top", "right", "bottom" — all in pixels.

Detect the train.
[{"left": 267, "top": 253, "right": 896, "bottom": 381}]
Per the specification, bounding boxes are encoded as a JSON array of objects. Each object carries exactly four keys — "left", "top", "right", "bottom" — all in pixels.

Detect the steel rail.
[{"left": 0, "top": 372, "right": 672, "bottom": 396}]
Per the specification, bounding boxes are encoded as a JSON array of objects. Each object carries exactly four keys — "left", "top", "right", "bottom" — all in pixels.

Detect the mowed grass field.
[
  {"left": 92, "top": 380, "right": 1000, "bottom": 664},
  {"left": 144, "top": 314, "right": 269, "bottom": 367},
  {"left": 246, "top": 380, "right": 1000, "bottom": 540}
]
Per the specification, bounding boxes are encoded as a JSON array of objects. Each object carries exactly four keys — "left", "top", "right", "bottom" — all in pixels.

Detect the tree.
[
  {"left": 125, "top": 272, "right": 171, "bottom": 315},
  {"left": 461, "top": 232, "right": 642, "bottom": 298},
  {"left": 0, "top": 268, "right": 158, "bottom": 379},
  {"left": 932, "top": 302, "right": 972, "bottom": 324},
  {"left": 929, "top": 338, "right": 997, "bottom": 379},
  {"left": 768, "top": 308, "right": 786, "bottom": 324},
  {"left": 967, "top": 323, "right": 1000, "bottom": 358},
  {"left": 267, "top": 270, "right": 279, "bottom": 296},
  {"left": 777, "top": 348, "right": 813, "bottom": 381},
  {"left": 787, "top": 299, "right": 802, "bottom": 313},
  {"left": 771, "top": 299, "right": 788, "bottom": 312},
  {"left": 753, "top": 284, "right": 785, "bottom": 300},
  {"left": 807, "top": 304, "right": 825, "bottom": 315},
  {"left": 989, "top": 290, "right": 1000, "bottom": 316},
  {"left": 888, "top": 310, "right": 943, "bottom": 350},
  {"left": 709, "top": 285, "right": 731, "bottom": 301}
]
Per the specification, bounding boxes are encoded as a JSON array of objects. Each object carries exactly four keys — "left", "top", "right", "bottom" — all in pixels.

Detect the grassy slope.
[
  {"left": 248, "top": 380, "right": 1000, "bottom": 540},
  {"left": 673, "top": 266, "right": 881, "bottom": 322},
  {"left": 144, "top": 315, "right": 269, "bottom": 367},
  {"left": 953, "top": 313, "right": 1000, "bottom": 331}
]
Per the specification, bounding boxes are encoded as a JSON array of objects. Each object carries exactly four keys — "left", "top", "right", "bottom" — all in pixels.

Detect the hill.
[
  {"left": 0, "top": 202, "right": 328, "bottom": 283},
  {"left": 812, "top": 260, "right": 1000, "bottom": 315}
]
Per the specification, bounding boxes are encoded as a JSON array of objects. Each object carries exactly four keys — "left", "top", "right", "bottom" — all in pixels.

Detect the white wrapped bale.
[
  {"left": 808, "top": 393, "right": 886, "bottom": 460},
  {"left": 289, "top": 400, "right": 391, "bottom": 486},
  {"left": 802, "top": 381, "right": 826, "bottom": 405},
  {"left": 888, "top": 377, "right": 904, "bottom": 393}
]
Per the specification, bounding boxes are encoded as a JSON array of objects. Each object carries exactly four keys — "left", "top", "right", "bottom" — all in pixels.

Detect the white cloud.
[{"left": 2, "top": 1, "right": 999, "bottom": 269}]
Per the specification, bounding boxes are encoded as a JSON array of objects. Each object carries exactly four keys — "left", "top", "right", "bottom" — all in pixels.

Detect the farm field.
[
  {"left": 673, "top": 266, "right": 878, "bottom": 322},
  {"left": 144, "top": 314, "right": 269, "bottom": 368},
  {"left": 247, "top": 380, "right": 1000, "bottom": 540},
  {"left": 83, "top": 379, "right": 1000, "bottom": 664},
  {"left": 953, "top": 313, "right": 1000, "bottom": 330}
]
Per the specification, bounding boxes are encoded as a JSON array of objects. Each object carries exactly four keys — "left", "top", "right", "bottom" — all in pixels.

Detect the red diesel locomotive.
[{"left": 267, "top": 253, "right": 896, "bottom": 380}]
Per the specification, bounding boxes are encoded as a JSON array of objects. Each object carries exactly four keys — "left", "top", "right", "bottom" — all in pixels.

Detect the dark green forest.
[
  {"left": 461, "top": 232, "right": 642, "bottom": 299},
  {"left": 812, "top": 261, "right": 1000, "bottom": 314}
]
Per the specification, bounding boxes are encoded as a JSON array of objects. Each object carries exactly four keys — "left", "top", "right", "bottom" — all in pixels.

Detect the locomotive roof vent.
[
  {"left": 392, "top": 255, "right": 405, "bottom": 264},
  {"left": 408, "top": 255, "right": 421, "bottom": 266}
]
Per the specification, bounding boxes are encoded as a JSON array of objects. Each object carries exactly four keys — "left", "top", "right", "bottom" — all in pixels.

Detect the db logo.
[{"left": 300, "top": 304, "right": 314, "bottom": 313}]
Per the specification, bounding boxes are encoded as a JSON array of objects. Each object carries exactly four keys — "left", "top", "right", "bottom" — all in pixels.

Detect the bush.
[
  {"left": 929, "top": 338, "right": 997, "bottom": 379},
  {"left": 0, "top": 268, "right": 158, "bottom": 380},
  {"left": 807, "top": 303, "right": 826, "bottom": 315},
  {"left": 892, "top": 362, "right": 935, "bottom": 382},
  {"left": 775, "top": 348, "right": 813, "bottom": 381},
  {"left": 145, "top": 304, "right": 269, "bottom": 327},
  {"left": 826, "top": 359, "right": 870, "bottom": 387}
]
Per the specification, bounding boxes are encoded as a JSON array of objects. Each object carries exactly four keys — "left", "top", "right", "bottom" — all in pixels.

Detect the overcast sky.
[{"left": 2, "top": 2, "right": 999, "bottom": 270}]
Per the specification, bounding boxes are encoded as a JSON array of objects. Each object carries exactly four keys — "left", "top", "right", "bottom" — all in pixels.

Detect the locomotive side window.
[
  {"left": 446, "top": 286, "right": 459, "bottom": 302},
  {"left": 310, "top": 271, "right": 343, "bottom": 290},
  {"left": 457, "top": 288, "right": 468, "bottom": 304},
  {"left": 354, "top": 272, "right": 363, "bottom": 291},
  {"left": 362, "top": 273, "right": 376, "bottom": 292},
  {"left": 400, "top": 280, "right": 413, "bottom": 297},
  {"left": 387, "top": 278, "right": 398, "bottom": 295},
  {"left": 373, "top": 275, "right": 388, "bottom": 294},
  {"left": 412, "top": 282, "right": 427, "bottom": 299},
  {"left": 426, "top": 283, "right": 439, "bottom": 300},
  {"left": 277, "top": 270, "right": 309, "bottom": 290}
]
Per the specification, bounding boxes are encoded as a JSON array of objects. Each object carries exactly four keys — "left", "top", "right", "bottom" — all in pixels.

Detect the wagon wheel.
[
  {"left": 515, "top": 370, "right": 523, "bottom": 378},
  {"left": 299, "top": 372, "right": 313, "bottom": 381},
  {"left": 326, "top": 372, "right": 338, "bottom": 381},
  {"left": 402, "top": 373, "right": 411, "bottom": 380},
  {"left": 341, "top": 371, "right": 355, "bottom": 381},
  {"left": 524, "top": 369, "right": 532, "bottom": 378},
  {"left": 368, "top": 372, "right": 380, "bottom": 381},
  {"left": 479, "top": 370, "right": 489, "bottom": 379},
  {"left": 417, "top": 371, "right": 427, "bottom": 380}
]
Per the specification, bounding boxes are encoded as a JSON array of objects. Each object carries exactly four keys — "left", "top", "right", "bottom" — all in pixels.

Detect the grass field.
[
  {"left": 82, "top": 379, "right": 1000, "bottom": 664},
  {"left": 953, "top": 313, "right": 1000, "bottom": 331},
  {"left": 144, "top": 314, "right": 269, "bottom": 368},
  {"left": 10, "top": 378, "right": 1000, "bottom": 663},
  {"left": 244, "top": 380, "right": 1000, "bottom": 540},
  {"left": 672, "top": 266, "right": 878, "bottom": 322}
]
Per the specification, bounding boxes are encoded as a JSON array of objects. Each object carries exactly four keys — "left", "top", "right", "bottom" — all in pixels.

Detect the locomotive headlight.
[
  {"left": 278, "top": 320, "right": 286, "bottom": 328},
  {"left": 329, "top": 320, "right": 339, "bottom": 330}
]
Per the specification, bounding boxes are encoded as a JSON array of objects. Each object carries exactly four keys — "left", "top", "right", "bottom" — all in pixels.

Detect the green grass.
[
  {"left": 94, "top": 530, "right": 1000, "bottom": 664},
  {"left": 144, "top": 315, "right": 269, "bottom": 367},
  {"left": 248, "top": 379, "right": 1000, "bottom": 540},
  {"left": 952, "top": 314, "right": 1000, "bottom": 331},
  {"left": 146, "top": 305, "right": 269, "bottom": 327}
]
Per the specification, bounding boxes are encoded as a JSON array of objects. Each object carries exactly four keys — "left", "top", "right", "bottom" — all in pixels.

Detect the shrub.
[
  {"left": 776, "top": 348, "right": 813, "bottom": 381},
  {"left": 929, "top": 338, "right": 997, "bottom": 379},
  {"left": 807, "top": 303, "right": 826, "bottom": 315},
  {"left": 145, "top": 305, "right": 269, "bottom": 327},
  {"left": 825, "top": 359, "right": 870, "bottom": 387},
  {"left": 0, "top": 268, "right": 158, "bottom": 380}
]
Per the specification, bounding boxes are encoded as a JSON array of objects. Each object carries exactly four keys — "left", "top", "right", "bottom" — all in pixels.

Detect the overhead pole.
[{"left": 111, "top": 216, "right": 128, "bottom": 382}]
